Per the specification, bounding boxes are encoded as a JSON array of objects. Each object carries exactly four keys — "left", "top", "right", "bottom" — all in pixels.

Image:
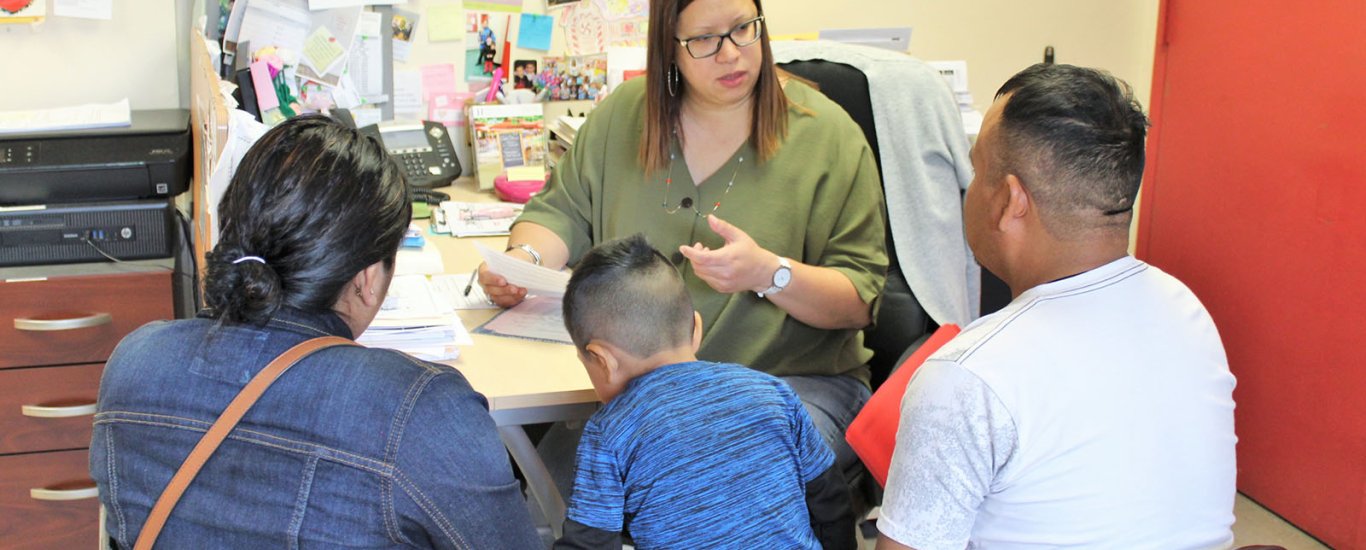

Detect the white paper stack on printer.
[{"left": 359, "top": 275, "right": 473, "bottom": 361}]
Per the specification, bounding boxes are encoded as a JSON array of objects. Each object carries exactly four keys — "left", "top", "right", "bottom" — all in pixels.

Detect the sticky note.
[
  {"left": 507, "top": 166, "right": 546, "bottom": 181},
  {"left": 427, "top": 5, "right": 463, "bottom": 42},
  {"left": 303, "top": 26, "right": 346, "bottom": 75},
  {"left": 517, "top": 13, "right": 554, "bottom": 51}
]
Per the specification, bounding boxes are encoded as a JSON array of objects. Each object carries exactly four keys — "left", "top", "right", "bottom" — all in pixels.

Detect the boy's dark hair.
[
  {"left": 203, "top": 114, "right": 410, "bottom": 325},
  {"left": 563, "top": 234, "right": 694, "bottom": 356},
  {"left": 995, "top": 63, "right": 1151, "bottom": 237}
]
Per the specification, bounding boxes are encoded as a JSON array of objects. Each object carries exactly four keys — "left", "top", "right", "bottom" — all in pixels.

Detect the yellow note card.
[
  {"left": 427, "top": 5, "right": 463, "bottom": 43},
  {"left": 304, "top": 26, "right": 346, "bottom": 75},
  {"left": 507, "top": 165, "right": 546, "bottom": 181}
]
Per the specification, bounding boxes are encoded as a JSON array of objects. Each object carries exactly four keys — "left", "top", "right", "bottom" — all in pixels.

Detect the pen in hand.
[{"left": 463, "top": 266, "right": 480, "bottom": 296}]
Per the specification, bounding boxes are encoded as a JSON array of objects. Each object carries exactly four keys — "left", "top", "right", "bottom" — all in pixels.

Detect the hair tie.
[{"left": 232, "top": 256, "right": 267, "bottom": 265}]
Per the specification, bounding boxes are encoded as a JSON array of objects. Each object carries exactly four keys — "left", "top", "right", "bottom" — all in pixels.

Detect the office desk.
[{"left": 426, "top": 177, "right": 593, "bottom": 538}]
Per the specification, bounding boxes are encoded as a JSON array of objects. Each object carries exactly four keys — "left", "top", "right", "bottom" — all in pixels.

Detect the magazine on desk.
[{"left": 433, "top": 200, "right": 524, "bottom": 237}]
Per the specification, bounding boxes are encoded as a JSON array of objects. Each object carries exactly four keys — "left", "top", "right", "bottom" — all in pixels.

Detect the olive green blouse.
[{"left": 518, "top": 77, "right": 887, "bottom": 385}]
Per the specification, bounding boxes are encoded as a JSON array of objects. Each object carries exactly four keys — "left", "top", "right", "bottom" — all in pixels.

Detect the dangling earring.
[{"left": 667, "top": 63, "right": 680, "bottom": 97}]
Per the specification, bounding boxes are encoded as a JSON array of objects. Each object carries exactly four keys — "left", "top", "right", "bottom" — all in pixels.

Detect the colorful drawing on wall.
[
  {"left": 0, "top": 0, "right": 44, "bottom": 20},
  {"left": 539, "top": 54, "right": 607, "bottom": 101},
  {"left": 593, "top": 0, "right": 647, "bottom": 20},
  {"left": 558, "top": 2, "right": 606, "bottom": 56},
  {"left": 608, "top": 17, "right": 648, "bottom": 46}
]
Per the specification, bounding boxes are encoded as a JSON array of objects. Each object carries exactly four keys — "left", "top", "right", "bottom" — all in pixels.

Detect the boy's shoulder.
[{"left": 594, "top": 361, "right": 795, "bottom": 428}]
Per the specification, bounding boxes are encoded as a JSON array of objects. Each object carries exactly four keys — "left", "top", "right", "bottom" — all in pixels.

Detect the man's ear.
[
  {"left": 1000, "top": 173, "right": 1032, "bottom": 231},
  {"left": 690, "top": 311, "right": 703, "bottom": 352},
  {"left": 584, "top": 340, "right": 622, "bottom": 381}
]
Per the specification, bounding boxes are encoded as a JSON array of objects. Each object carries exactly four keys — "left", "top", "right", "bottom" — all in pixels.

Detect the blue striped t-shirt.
[{"left": 566, "top": 361, "right": 833, "bottom": 549}]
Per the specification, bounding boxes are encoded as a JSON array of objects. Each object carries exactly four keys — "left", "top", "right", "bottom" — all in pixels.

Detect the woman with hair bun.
[{"left": 90, "top": 115, "right": 540, "bottom": 549}]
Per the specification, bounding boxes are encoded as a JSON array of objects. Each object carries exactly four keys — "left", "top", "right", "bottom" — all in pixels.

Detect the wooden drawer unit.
[
  {"left": 0, "top": 449, "right": 101, "bottom": 549},
  {"left": 0, "top": 364, "right": 104, "bottom": 455},
  {"left": 0, "top": 262, "right": 173, "bottom": 547},
  {"left": 1, "top": 269, "right": 172, "bottom": 370}
]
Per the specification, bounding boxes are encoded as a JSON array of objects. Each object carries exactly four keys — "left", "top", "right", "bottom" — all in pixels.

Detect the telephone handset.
[{"left": 358, "top": 120, "right": 461, "bottom": 188}]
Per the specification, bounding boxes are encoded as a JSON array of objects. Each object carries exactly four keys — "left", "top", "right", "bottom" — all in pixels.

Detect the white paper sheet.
[
  {"left": 0, "top": 98, "right": 130, "bottom": 135},
  {"left": 53, "top": 0, "right": 112, "bottom": 20},
  {"left": 431, "top": 272, "right": 499, "bottom": 310},
  {"left": 308, "top": 0, "right": 407, "bottom": 8},
  {"left": 395, "top": 242, "right": 445, "bottom": 276},
  {"left": 237, "top": 0, "right": 312, "bottom": 56},
  {"left": 297, "top": 6, "right": 362, "bottom": 85},
  {"left": 393, "top": 70, "right": 424, "bottom": 120},
  {"left": 474, "top": 242, "right": 570, "bottom": 298},
  {"left": 348, "top": 22, "right": 387, "bottom": 103}
]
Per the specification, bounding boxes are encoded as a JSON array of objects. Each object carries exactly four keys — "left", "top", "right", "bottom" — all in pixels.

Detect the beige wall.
[
  {"left": 0, "top": 0, "right": 192, "bottom": 111},
  {"left": 766, "top": 0, "right": 1161, "bottom": 112},
  {"left": 0, "top": 0, "right": 1159, "bottom": 116}
]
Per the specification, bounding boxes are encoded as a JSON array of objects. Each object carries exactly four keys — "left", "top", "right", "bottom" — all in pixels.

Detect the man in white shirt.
[{"left": 876, "top": 64, "right": 1237, "bottom": 550}]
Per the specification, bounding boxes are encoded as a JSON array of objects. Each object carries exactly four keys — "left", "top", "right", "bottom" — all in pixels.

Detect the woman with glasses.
[{"left": 482, "top": 0, "right": 885, "bottom": 539}]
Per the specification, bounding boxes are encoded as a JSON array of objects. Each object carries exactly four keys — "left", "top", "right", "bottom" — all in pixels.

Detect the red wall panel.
[{"left": 1138, "top": 1, "right": 1366, "bottom": 548}]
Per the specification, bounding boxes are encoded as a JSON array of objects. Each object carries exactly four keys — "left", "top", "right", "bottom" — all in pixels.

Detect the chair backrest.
[{"left": 778, "top": 59, "right": 932, "bottom": 388}]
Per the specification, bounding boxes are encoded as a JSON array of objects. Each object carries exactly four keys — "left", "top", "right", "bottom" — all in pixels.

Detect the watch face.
[{"left": 774, "top": 266, "right": 792, "bottom": 287}]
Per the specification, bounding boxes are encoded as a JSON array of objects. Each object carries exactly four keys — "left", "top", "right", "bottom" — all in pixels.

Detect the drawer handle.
[
  {"left": 21, "top": 403, "right": 98, "bottom": 418},
  {"left": 30, "top": 485, "right": 99, "bottom": 501},
  {"left": 14, "top": 313, "right": 113, "bottom": 332}
]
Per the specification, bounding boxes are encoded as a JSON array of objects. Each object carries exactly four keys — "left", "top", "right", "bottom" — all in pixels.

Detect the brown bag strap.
[{"left": 132, "top": 336, "right": 357, "bottom": 550}]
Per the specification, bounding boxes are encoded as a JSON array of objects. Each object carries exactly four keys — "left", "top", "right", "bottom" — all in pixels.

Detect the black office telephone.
[{"left": 357, "top": 120, "right": 461, "bottom": 188}]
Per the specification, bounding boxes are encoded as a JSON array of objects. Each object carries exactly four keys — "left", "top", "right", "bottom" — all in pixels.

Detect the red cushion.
[{"left": 845, "top": 324, "right": 961, "bottom": 487}]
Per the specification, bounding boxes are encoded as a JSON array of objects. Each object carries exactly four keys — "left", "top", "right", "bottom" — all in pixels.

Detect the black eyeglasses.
[{"left": 675, "top": 16, "right": 765, "bottom": 59}]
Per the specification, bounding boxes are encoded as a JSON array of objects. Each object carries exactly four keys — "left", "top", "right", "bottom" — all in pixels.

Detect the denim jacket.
[{"left": 90, "top": 307, "right": 541, "bottom": 549}]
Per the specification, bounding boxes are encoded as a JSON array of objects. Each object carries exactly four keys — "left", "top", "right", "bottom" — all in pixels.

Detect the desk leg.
[{"left": 498, "top": 425, "right": 566, "bottom": 539}]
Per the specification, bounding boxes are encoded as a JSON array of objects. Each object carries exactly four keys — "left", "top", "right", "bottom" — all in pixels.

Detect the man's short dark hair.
[
  {"left": 995, "top": 63, "right": 1150, "bottom": 236},
  {"left": 563, "top": 234, "right": 694, "bottom": 356}
]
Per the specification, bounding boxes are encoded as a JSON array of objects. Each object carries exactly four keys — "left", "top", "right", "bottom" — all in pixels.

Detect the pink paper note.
[
  {"left": 420, "top": 64, "right": 459, "bottom": 102},
  {"left": 249, "top": 61, "right": 280, "bottom": 112}
]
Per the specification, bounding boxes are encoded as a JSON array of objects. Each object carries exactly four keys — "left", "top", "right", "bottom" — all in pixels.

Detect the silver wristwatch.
[{"left": 757, "top": 257, "right": 792, "bottom": 298}]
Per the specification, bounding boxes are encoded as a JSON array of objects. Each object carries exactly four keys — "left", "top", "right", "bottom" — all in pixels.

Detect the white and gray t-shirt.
[{"left": 879, "top": 256, "right": 1237, "bottom": 550}]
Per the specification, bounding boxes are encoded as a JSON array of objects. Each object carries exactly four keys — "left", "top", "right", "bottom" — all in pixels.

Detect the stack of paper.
[
  {"left": 555, "top": 116, "right": 586, "bottom": 143},
  {"left": 0, "top": 99, "right": 132, "bottom": 135},
  {"left": 359, "top": 275, "right": 473, "bottom": 361}
]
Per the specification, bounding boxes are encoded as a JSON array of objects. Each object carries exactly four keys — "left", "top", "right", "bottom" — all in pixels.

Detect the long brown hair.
[{"left": 640, "top": 0, "right": 789, "bottom": 174}]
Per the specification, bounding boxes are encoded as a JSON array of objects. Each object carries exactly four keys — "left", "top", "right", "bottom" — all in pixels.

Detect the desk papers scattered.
[
  {"left": 431, "top": 272, "right": 499, "bottom": 310},
  {"left": 434, "top": 201, "right": 524, "bottom": 237},
  {"left": 475, "top": 296, "right": 573, "bottom": 345},
  {"left": 474, "top": 242, "right": 569, "bottom": 298},
  {"left": 360, "top": 275, "right": 474, "bottom": 361},
  {"left": 0, "top": 99, "right": 131, "bottom": 135},
  {"left": 395, "top": 242, "right": 445, "bottom": 276}
]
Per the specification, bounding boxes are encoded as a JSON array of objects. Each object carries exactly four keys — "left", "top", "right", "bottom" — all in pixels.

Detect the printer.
[
  {"left": 0, "top": 109, "right": 190, "bottom": 205},
  {"left": 0, "top": 109, "right": 190, "bottom": 268}
]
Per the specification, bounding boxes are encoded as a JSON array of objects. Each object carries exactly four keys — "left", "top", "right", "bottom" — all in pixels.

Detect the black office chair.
[
  {"left": 779, "top": 59, "right": 1012, "bottom": 519},
  {"left": 777, "top": 59, "right": 1010, "bottom": 388}
]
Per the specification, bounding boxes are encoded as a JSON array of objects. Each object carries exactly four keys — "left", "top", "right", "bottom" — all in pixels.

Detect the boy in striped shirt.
[{"left": 553, "top": 234, "right": 854, "bottom": 549}]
